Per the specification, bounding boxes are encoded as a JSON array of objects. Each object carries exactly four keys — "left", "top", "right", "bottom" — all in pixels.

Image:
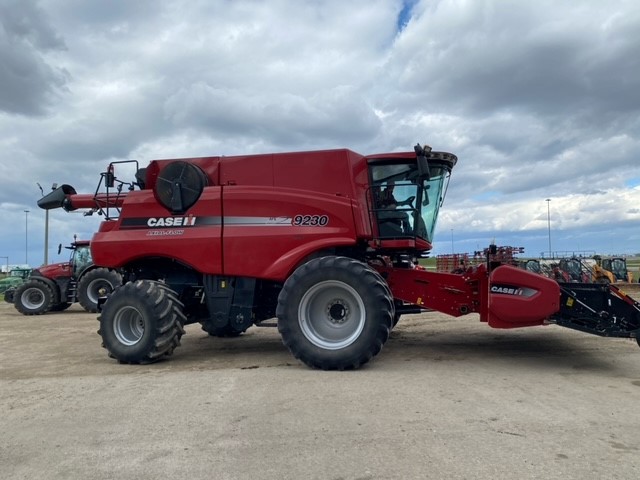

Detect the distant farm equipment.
[
  {"left": 10, "top": 240, "right": 122, "bottom": 315},
  {"left": 0, "top": 268, "right": 32, "bottom": 296},
  {"left": 439, "top": 249, "right": 634, "bottom": 287},
  {"left": 436, "top": 246, "right": 524, "bottom": 273}
]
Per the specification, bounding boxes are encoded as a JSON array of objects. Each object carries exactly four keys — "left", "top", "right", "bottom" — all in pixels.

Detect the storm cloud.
[{"left": 1, "top": 0, "right": 639, "bottom": 267}]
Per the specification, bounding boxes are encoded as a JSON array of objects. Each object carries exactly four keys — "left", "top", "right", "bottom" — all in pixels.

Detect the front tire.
[
  {"left": 14, "top": 280, "right": 54, "bottom": 315},
  {"left": 77, "top": 268, "right": 122, "bottom": 313},
  {"left": 98, "top": 280, "right": 186, "bottom": 364},
  {"left": 277, "top": 256, "right": 393, "bottom": 370}
]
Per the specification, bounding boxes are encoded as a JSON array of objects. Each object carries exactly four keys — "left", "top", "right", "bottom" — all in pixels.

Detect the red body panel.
[
  {"left": 221, "top": 187, "right": 357, "bottom": 280},
  {"left": 89, "top": 149, "right": 373, "bottom": 280},
  {"left": 36, "top": 261, "right": 72, "bottom": 280},
  {"left": 379, "top": 263, "right": 561, "bottom": 328},
  {"left": 381, "top": 266, "right": 483, "bottom": 317},
  {"left": 486, "top": 265, "right": 560, "bottom": 328},
  {"left": 91, "top": 189, "right": 223, "bottom": 273}
]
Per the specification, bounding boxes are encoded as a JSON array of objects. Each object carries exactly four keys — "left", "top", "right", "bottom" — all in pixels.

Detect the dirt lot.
[{"left": 2, "top": 285, "right": 640, "bottom": 480}]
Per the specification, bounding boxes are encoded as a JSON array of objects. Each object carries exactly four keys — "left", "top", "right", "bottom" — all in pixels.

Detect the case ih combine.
[{"left": 37, "top": 144, "right": 640, "bottom": 369}]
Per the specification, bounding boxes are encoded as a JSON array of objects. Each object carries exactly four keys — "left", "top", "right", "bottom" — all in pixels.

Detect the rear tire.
[
  {"left": 277, "top": 256, "right": 393, "bottom": 370},
  {"left": 14, "top": 280, "right": 54, "bottom": 315},
  {"left": 98, "top": 280, "right": 186, "bottom": 364},
  {"left": 77, "top": 268, "right": 122, "bottom": 313}
]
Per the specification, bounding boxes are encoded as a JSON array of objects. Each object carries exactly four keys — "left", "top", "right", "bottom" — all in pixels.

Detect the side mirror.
[{"left": 414, "top": 144, "right": 431, "bottom": 180}]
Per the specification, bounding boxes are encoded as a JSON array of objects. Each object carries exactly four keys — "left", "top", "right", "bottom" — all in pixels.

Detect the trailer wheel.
[
  {"left": 98, "top": 280, "right": 186, "bottom": 364},
  {"left": 77, "top": 268, "right": 122, "bottom": 313},
  {"left": 14, "top": 280, "right": 54, "bottom": 315},
  {"left": 277, "top": 256, "right": 393, "bottom": 370}
]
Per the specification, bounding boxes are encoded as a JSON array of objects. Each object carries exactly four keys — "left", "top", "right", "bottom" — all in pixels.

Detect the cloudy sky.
[{"left": 1, "top": 0, "right": 639, "bottom": 269}]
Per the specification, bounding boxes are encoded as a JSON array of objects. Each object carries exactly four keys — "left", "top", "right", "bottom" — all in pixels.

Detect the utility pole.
[
  {"left": 545, "top": 199, "right": 551, "bottom": 256},
  {"left": 24, "top": 210, "right": 29, "bottom": 265},
  {"left": 37, "top": 183, "right": 56, "bottom": 265},
  {"left": 450, "top": 229, "right": 454, "bottom": 254}
]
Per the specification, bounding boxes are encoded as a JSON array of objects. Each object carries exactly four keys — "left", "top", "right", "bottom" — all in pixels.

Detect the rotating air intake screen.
[{"left": 154, "top": 161, "right": 208, "bottom": 214}]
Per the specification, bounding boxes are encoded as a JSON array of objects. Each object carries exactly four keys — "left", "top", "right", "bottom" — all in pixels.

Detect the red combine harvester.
[{"left": 38, "top": 144, "right": 640, "bottom": 369}]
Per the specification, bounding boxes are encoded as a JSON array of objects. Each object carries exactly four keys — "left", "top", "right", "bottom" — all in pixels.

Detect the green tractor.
[{"left": 0, "top": 268, "right": 32, "bottom": 298}]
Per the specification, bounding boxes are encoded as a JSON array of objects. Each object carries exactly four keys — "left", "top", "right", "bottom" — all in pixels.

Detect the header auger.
[{"left": 38, "top": 144, "right": 640, "bottom": 368}]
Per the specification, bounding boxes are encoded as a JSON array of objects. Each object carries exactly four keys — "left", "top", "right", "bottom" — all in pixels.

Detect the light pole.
[
  {"left": 450, "top": 229, "right": 454, "bottom": 254},
  {"left": 24, "top": 210, "right": 29, "bottom": 264},
  {"left": 36, "top": 183, "right": 56, "bottom": 265},
  {"left": 545, "top": 199, "right": 551, "bottom": 256}
]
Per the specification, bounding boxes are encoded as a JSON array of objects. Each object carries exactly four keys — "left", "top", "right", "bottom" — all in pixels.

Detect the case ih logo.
[
  {"left": 490, "top": 284, "right": 537, "bottom": 297},
  {"left": 147, "top": 216, "right": 197, "bottom": 227}
]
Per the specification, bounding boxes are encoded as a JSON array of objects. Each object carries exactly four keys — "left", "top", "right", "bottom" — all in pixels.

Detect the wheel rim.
[
  {"left": 21, "top": 287, "right": 45, "bottom": 309},
  {"left": 87, "top": 278, "right": 114, "bottom": 304},
  {"left": 113, "top": 306, "right": 145, "bottom": 346},
  {"left": 298, "top": 280, "right": 366, "bottom": 350}
]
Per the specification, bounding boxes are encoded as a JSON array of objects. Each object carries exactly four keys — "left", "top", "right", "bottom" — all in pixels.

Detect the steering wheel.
[{"left": 398, "top": 196, "right": 415, "bottom": 207}]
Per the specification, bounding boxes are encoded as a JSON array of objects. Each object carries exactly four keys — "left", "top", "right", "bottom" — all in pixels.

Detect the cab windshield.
[
  {"left": 609, "top": 258, "right": 627, "bottom": 281},
  {"left": 72, "top": 245, "right": 93, "bottom": 276},
  {"left": 369, "top": 162, "right": 451, "bottom": 243}
]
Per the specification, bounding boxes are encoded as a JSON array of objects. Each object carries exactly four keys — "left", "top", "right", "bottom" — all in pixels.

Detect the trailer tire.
[
  {"left": 98, "top": 280, "right": 186, "bottom": 364},
  {"left": 77, "top": 268, "right": 122, "bottom": 313},
  {"left": 14, "top": 280, "right": 54, "bottom": 315},
  {"left": 277, "top": 256, "right": 393, "bottom": 370}
]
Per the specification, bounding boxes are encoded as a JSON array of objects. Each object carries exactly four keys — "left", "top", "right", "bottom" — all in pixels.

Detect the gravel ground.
[{"left": 2, "top": 285, "right": 640, "bottom": 480}]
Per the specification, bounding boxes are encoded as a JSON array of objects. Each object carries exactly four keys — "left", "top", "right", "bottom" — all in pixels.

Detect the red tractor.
[
  {"left": 37, "top": 144, "right": 640, "bottom": 368},
  {"left": 12, "top": 240, "right": 122, "bottom": 315}
]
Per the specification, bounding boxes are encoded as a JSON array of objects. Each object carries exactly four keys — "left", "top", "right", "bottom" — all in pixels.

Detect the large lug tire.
[
  {"left": 368, "top": 266, "right": 398, "bottom": 328},
  {"left": 14, "top": 280, "right": 54, "bottom": 315},
  {"left": 77, "top": 268, "right": 123, "bottom": 313},
  {"left": 276, "top": 256, "right": 394, "bottom": 370},
  {"left": 4, "top": 287, "right": 16, "bottom": 303},
  {"left": 98, "top": 280, "right": 186, "bottom": 364}
]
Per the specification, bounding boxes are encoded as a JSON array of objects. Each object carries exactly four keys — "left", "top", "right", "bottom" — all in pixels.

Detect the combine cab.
[{"left": 37, "top": 144, "right": 640, "bottom": 368}]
